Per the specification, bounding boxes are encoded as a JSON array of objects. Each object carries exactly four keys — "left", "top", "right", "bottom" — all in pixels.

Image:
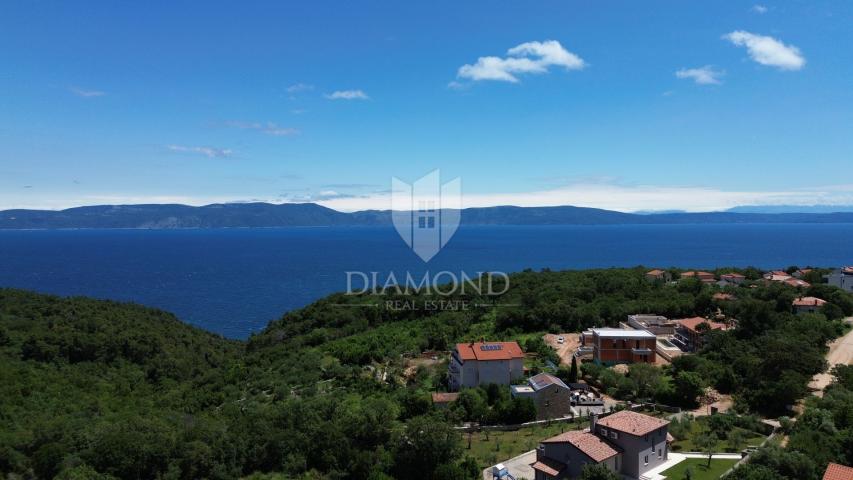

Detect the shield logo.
[{"left": 391, "top": 170, "right": 462, "bottom": 262}]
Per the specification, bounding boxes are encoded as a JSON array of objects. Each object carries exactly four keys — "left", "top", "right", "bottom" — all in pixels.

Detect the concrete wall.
[
  {"left": 534, "top": 384, "right": 573, "bottom": 420},
  {"left": 828, "top": 272, "right": 853, "bottom": 292},
  {"left": 450, "top": 355, "right": 523, "bottom": 390},
  {"left": 597, "top": 425, "right": 668, "bottom": 478},
  {"left": 594, "top": 336, "right": 657, "bottom": 365}
]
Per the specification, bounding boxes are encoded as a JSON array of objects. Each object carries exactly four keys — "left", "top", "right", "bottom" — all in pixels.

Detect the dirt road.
[
  {"left": 543, "top": 333, "right": 580, "bottom": 366},
  {"left": 809, "top": 318, "right": 853, "bottom": 395}
]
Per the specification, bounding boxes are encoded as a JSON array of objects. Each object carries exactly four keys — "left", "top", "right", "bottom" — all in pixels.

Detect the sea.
[{"left": 0, "top": 224, "right": 851, "bottom": 339}]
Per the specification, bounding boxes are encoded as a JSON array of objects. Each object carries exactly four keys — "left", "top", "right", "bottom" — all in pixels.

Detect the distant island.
[{"left": 3, "top": 202, "right": 853, "bottom": 229}]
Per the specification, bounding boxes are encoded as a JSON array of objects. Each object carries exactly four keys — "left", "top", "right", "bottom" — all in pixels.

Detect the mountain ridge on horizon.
[{"left": 2, "top": 201, "right": 853, "bottom": 229}]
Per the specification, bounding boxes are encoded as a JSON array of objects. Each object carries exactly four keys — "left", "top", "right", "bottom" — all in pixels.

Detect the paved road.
[{"left": 810, "top": 317, "right": 853, "bottom": 395}]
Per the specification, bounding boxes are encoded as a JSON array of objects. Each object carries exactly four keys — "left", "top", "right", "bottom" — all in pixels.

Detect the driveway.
[
  {"left": 543, "top": 333, "right": 580, "bottom": 366},
  {"left": 810, "top": 317, "right": 853, "bottom": 395},
  {"left": 482, "top": 450, "right": 536, "bottom": 480}
]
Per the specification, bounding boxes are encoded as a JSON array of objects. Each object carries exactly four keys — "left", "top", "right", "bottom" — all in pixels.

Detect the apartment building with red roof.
[{"left": 448, "top": 341, "right": 524, "bottom": 390}]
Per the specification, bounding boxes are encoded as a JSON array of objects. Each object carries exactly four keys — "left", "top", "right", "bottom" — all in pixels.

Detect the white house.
[
  {"left": 827, "top": 267, "right": 853, "bottom": 293},
  {"left": 449, "top": 341, "right": 525, "bottom": 390}
]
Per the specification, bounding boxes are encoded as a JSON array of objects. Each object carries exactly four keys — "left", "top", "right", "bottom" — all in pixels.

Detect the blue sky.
[{"left": 2, "top": 0, "right": 852, "bottom": 212}]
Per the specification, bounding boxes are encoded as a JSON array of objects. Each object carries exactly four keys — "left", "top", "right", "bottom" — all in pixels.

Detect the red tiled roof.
[
  {"left": 823, "top": 463, "right": 853, "bottom": 480},
  {"left": 455, "top": 342, "right": 524, "bottom": 361},
  {"left": 431, "top": 392, "right": 459, "bottom": 403},
  {"left": 646, "top": 269, "right": 665, "bottom": 276},
  {"left": 713, "top": 293, "right": 736, "bottom": 301},
  {"left": 532, "top": 458, "right": 567, "bottom": 477},
  {"left": 542, "top": 431, "right": 620, "bottom": 463},
  {"left": 721, "top": 273, "right": 745, "bottom": 279},
  {"left": 597, "top": 410, "right": 669, "bottom": 437},
  {"left": 676, "top": 316, "right": 727, "bottom": 334},
  {"left": 784, "top": 278, "right": 811, "bottom": 288},
  {"left": 793, "top": 297, "right": 827, "bottom": 307},
  {"left": 843, "top": 267, "right": 853, "bottom": 275}
]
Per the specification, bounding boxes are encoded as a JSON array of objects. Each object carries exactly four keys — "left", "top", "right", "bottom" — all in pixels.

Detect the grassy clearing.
[
  {"left": 661, "top": 458, "right": 738, "bottom": 480},
  {"left": 465, "top": 419, "right": 590, "bottom": 469},
  {"left": 670, "top": 417, "right": 766, "bottom": 453}
]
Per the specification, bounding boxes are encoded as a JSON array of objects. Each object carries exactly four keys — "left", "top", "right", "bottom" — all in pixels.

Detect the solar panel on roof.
[{"left": 479, "top": 344, "right": 503, "bottom": 351}]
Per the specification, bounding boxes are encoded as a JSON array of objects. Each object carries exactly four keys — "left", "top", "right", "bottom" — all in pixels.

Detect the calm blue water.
[{"left": 0, "top": 224, "right": 851, "bottom": 339}]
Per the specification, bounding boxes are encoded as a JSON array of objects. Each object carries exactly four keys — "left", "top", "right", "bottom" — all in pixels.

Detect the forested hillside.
[{"left": 1, "top": 267, "right": 852, "bottom": 479}]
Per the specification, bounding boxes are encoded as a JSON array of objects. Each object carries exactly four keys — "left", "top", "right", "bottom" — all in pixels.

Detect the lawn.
[
  {"left": 661, "top": 458, "right": 738, "bottom": 480},
  {"left": 465, "top": 419, "right": 590, "bottom": 469},
  {"left": 670, "top": 417, "right": 766, "bottom": 453}
]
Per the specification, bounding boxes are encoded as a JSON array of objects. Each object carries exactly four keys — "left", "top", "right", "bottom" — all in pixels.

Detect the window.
[
  {"left": 644, "top": 455, "right": 649, "bottom": 466},
  {"left": 417, "top": 201, "right": 436, "bottom": 229},
  {"left": 600, "top": 427, "right": 607, "bottom": 436},
  {"left": 610, "top": 431, "right": 618, "bottom": 440}
]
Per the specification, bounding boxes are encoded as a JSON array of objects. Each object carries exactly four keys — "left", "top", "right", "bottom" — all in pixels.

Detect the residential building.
[
  {"left": 764, "top": 270, "right": 792, "bottom": 282},
  {"left": 827, "top": 267, "right": 853, "bottom": 293},
  {"left": 793, "top": 269, "right": 813, "bottom": 279},
  {"left": 512, "top": 373, "right": 574, "bottom": 420},
  {"left": 823, "top": 463, "right": 853, "bottom": 480},
  {"left": 793, "top": 296, "right": 827, "bottom": 315},
  {"left": 581, "top": 328, "right": 656, "bottom": 365},
  {"left": 431, "top": 392, "right": 459, "bottom": 409},
  {"left": 644, "top": 269, "right": 671, "bottom": 282},
  {"left": 681, "top": 271, "right": 716, "bottom": 283},
  {"left": 627, "top": 314, "right": 675, "bottom": 335},
  {"left": 719, "top": 272, "right": 746, "bottom": 285},
  {"left": 674, "top": 317, "right": 727, "bottom": 352},
  {"left": 448, "top": 342, "right": 524, "bottom": 390},
  {"left": 532, "top": 410, "right": 671, "bottom": 480},
  {"left": 784, "top": 277, "right": 811, "bottom": 288},
  {"left": 712, "top": 293, "right": 736, "bottom": 302}
]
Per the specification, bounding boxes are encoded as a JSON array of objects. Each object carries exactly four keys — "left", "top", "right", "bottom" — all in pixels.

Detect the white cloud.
[
  {"left": 723, "top": 31, "right": 805, "bottom": 71},
  {"left": 7, "top": 182, "right": 853, "bottom": 213},
  {"left": 167, "top": 145, "right": 233, "bottom": 158},
  {"left": 751, "top": 4, "right": 768, "bottom": 14},
  {"left": 325, "top": 90, "right": 369, "bottom": 100},
  {"left": 675, "top": 66, "right": 725, "bottom": 85},
  {"left": 308, "top": 181, "right": 853, "bottom": 213},
  {"left": 456, "top": 40, "right": 585, "bottom": 83},
  {"left": 69, "top": 86, "right": 105, "bottom": 98},
  {"left": 227, "top": 121, "right": 300, "bottom": 136},
  {"left": 286, "top": 83, "right": 314, "bottom": 93}
]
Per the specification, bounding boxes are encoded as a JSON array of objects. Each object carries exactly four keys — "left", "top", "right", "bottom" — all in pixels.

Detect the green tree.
[
  {"left": 673, "top": 371, "right": 705, "bottom": 408},
  {"left": 579, "top": 463, "right": 620, "bottom": 480},
  {"left": 694, "top": 433, "right": 717, "bottom": 467},
  {"left": 569, "top": 355, "right": 579, "bottom": 383}
]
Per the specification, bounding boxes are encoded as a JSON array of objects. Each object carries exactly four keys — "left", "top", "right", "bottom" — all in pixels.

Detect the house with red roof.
[
  {"left": 784, "top": 277, "right": 811, "bottom": 289},
  {"left": 793, "top": 296, "right": 827, "bottom": 315},
  {"left": 718, "top": 272, "right": 746, "bottom": 286},
  {"left": 681, "top": 271, "right": 717, "bottom": 283},
  {"left": 448, "top": 341, "right": 524, "bottom": 390},
  {"left": 532, "top": 410, "right": 671, "bottom": 480},
  {"left": 674, "top": 317, "right": 728, "bottom": 352},
  {"left": 823, "top": 463, "right": 853, "bottom": 480},
  {"left": 644, "top": 269, "right": 672, "bottom": 283}
]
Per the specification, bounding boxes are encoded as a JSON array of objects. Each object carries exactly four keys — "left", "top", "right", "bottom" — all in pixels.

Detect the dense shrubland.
[{"left": 1, "top": 266, "right": 851, "bottom": 479}]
